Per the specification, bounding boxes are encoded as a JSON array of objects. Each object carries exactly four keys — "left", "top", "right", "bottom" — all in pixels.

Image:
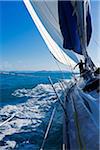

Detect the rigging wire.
[
  {"left": 31, "top": 1, "right": 77, "bottom": 77},
  {"left": 42, "top": 0, "right": 80, "bottom": 79},
  {"left": 39, "top": 1, "right": 78, "bottom": 79},
  {"left": 40, "top": 76, "right": 69, "bottom": 150},
  {"left": 51, "top": 53, "right": 66, "bottom": 80},
  {"left": 48, "top": 76, "right": 68, "bottom": 120}
]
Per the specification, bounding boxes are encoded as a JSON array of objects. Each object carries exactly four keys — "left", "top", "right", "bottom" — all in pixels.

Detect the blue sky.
[{"left": 0, "top": 0, "right": 100, "bottom": 71}]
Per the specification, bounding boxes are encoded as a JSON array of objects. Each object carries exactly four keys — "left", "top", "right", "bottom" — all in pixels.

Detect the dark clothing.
[
  {"left": 78, "top": 62, "right": 84, "bottom": 73},
  {"left": 74, "top": 61, "right": 85, "bottom": 74}
]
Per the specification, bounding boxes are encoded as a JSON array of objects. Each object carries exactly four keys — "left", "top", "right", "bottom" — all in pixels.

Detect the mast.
[
  {"left": 83, "top": 0, "right": 88, "bottom": 58},
  {"left": 82, "top": 0, "right": 94, "bottom": 70},
  {"left": 74, "top": 0, "right": 94, "bottom": 71}
]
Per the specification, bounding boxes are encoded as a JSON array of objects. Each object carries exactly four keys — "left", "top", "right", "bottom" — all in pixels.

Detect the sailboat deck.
[{"left": 63, "top": 78, "right": 99, "bottom": 150}]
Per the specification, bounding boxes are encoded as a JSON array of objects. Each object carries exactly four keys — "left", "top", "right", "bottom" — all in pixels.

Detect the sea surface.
[{"left": 0, "top": 71, "right": 72, "bottom": 150}]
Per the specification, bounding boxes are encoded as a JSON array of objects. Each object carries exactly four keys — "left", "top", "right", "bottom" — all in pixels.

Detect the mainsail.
[
  {"left": 23, "top": 0, "right": 79, "bottom": 68},
  {"left": 23, "top": 0, "right": 92, "bottom": 68}
]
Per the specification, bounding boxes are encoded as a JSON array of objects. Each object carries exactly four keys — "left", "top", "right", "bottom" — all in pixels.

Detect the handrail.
[
  {"left": 40, "top": 107, "right": 56, "bottom": 150},
  {"left": 48, "top": 76, "right": 68, "bottom": 120}
]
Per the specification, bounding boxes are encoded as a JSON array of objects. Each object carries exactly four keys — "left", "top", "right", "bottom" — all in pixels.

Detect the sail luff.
[{"left": 23, "top": 0, "right": 77, "bottom": 67}]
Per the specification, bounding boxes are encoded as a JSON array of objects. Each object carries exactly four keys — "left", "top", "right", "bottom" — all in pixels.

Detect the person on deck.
[{"left": 74, "top": 59, "right": 85, "bottom": 77}]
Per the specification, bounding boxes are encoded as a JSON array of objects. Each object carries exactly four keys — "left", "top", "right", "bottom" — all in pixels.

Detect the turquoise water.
[
  {"left": 0, "top": 71, "right": 72, "bottom": 106},
  {"left": 0, "top": 71, "right": 72, "bottom": 149}
]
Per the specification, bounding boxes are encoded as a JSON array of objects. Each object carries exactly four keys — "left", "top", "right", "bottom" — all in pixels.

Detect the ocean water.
[{"left": 0, "top": 71, "right": 72, "bottom": 150}]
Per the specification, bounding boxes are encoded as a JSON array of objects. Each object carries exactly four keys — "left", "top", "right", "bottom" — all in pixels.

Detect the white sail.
[{"left": 23, "top": 0, "right": 78, "bottom": 68}]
